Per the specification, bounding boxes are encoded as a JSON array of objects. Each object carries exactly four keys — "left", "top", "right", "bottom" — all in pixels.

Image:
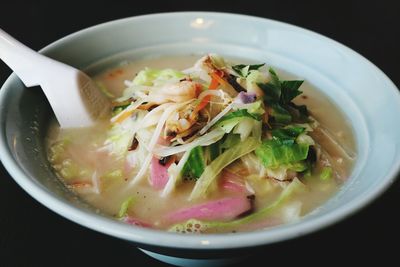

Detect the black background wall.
[{"left": 1, "top": 0, "right": 399, "bottom": 266}]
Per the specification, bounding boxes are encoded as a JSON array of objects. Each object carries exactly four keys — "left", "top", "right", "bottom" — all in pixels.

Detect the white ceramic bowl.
[{"left": 1, "top": 12, "right": 400, "bottom": 266}]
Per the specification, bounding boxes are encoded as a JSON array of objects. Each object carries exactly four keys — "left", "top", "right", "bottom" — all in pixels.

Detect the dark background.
[{"left": 1, "top": 0, "right": 399, "bottom": 266}]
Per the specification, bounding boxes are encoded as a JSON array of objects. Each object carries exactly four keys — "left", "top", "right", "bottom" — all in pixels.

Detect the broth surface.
[{"left": 47, "top": 55, "right": 356, "bottom": 232}]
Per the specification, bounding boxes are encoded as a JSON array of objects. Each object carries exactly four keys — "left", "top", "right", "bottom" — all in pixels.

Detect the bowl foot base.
[{"left": 139, "top": 248, "right": 243, "bottom": 267}]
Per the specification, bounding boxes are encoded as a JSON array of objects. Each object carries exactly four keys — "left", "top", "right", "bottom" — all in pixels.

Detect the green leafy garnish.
[
  {"left": 271, "top": 127, "right": 306, "bottom": 142},
  {"left": 280, "top": 80, "right": 304, "bottom": 104},
  {"left": 182, "top": 146, "right": 206, "bottom": 179},
  {"left": 292, "top": 104, "right": 309, "bottom": 122},
  {"left": 269, "top": 103, "right": 292, "bottom": 124},
  {"left": 232, "top": 63, "right": 265, "bottom": 77},
  {"left": 258, "top": 68, "right": 306, "bottom": 124},
  {"left": 266, "top": 68, "right": 303, "bottom": 105}
]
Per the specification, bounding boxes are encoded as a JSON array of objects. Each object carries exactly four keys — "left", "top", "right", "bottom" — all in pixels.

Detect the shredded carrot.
[
  {"left": 209, "top": 74, "right": 220, "bottom": 90},
  {"left": 137, "top": 103, "right": 155, "bottom": 110},
  {"left": 210, "top": 71, "right": 228, "bottom": 88},
  {"left": 69, "top": 181, "right": 93, "bottom": 189},
  {"left": 194, "top": 83, "right": 203, "bottom": 97},
  {"left": 194, "top": 71, "right": 222, "bottom": 112},
  {"left": 163, "top": 155, "right": 176, "bottom": 166},
  {"left": 194, "top": 95, "right": 211, "bottom": 113},
  {"left": 107, "top": 68, "right": 124, "bottom": 79}
]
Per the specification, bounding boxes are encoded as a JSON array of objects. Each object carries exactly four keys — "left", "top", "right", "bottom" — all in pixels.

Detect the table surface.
[{"left": 1, "top": 1, "right": 399, "bottom": 266}]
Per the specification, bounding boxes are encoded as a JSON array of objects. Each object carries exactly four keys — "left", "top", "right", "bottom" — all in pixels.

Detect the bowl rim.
[{"left": 1, "top": 11, "right": 400, "bottom": 250}]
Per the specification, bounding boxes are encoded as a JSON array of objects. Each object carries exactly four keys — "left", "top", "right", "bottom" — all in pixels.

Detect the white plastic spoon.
[{"left": 0, "top": 28, "right": 110, "bottom": 128}]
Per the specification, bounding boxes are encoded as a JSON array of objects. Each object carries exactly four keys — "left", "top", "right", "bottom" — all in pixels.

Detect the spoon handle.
[
  {"left": 0, "top": 28, "right": 111, "bottom": 128},
  {"left": 0, "top": 28, "right": 60, "bottom": 87}
]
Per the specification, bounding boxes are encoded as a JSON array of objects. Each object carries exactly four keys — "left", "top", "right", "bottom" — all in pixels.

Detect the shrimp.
[{"left": 147, "top": 81, "right": 200, "bottom": 105}]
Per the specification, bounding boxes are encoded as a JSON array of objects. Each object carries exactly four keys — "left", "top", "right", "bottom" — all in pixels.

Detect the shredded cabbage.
[
  {"left": 320, "top": 166, "right": 333, "bottom": 181},
  {"left": 199, "top": 103, "right": 233, "bottom": 135},
  {"left": 104, "top": 113, "right": 140, "bottom": 158},
  {"left": 246, "top": 70, "right": 269, "bottom": 95},
  {"left": 91, "top": 172, "right": 101, "bottom": 194},
  {"left": 48, "top": 138, "right": 70, "bottom": 163},
  {"left": 132, "top": 68, "right": 186, "bottom": 86},
  {"left": 129, "top": 153, "right": 152, "bottom": 186},
  {"left": 237, "top": 178, "right": 306, "bottom": 223},
  {"left": 215, "top": 109, "right": 261, "bottom": 134},
  {"left": 56, "top": 159, "right": 85, "bottom": 180},
  {"left": 233, "top": 118, "right": 255, "bottom": 141},
  {"left": 296, "top": 133, "right": 315, "bottom": 146},
  {"left": 220, "top": 134, "right": 241, "bottom": 149},
  {"left": 280, "top": 201, "right": 303, "bottom": 223},
  {"left": 233, "top": 100, "right": 265, "bottom": 114},
  {"left": 189, "top": 137, "right": 260, "bottom": 201},
  {"left": 117, "top": 196, "right": 136, "bottom": 218},
  {"left": 162, "top": 150, "right": 191, "bottom": 197},
  {"left": 241, "top": 152, "right": 267, "bottom": 177},
  {"left": 209, "top": 54, "right": 227, "bottom": 69},
  {"left": 103, "top": 169, "right": 123, "bottom": 180},
  {"left": 153, "top": 128, "right": 226, "bottom": 157},
  {"left": 255, "top": 139, "right": 309, "bottom": 168},
  {"left": 255, "top": 126, "right": 314, "bottom": 169},
  {"left": 251, "top": 120, "right": 262, "bottom": 142}
]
